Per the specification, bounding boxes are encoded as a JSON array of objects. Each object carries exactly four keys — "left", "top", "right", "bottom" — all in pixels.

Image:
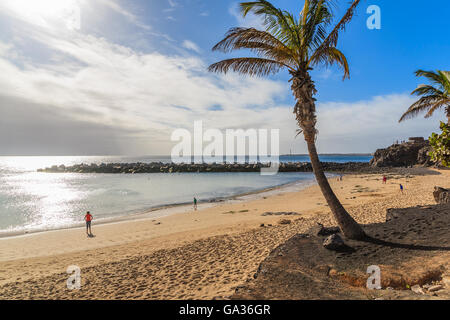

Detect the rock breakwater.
[{"left": 37, "top": 162, "right": 378, "bottom": 174}]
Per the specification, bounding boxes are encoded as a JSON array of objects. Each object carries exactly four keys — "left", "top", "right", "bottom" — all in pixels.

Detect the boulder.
[
  {"left": 310, "top": 223, "right": 341, "bottom": 236},
  {"left": 323, "top": 234, "right": 345, "bottom": 251},
  {"left": 433, "top": 187, "right": 450, "bottom": 204}
]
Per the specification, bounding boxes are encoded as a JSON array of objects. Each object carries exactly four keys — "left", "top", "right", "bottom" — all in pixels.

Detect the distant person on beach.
[
  {"left": 193, "top": 197, "right": 197, "bottom": 211},
  {"left": 382, "top": 176, "right": 387, "bottom": 184},
  {"left": 399, "top": 184, "right": 404, "bottom": 194},
  {"left": 84, "top": 211, "right": 93, "bottom": 236}
]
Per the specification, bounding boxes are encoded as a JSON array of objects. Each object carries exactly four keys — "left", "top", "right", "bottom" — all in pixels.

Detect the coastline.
[
  {"left": 0, "top": 168, "right": 448, "bottom": 299},
  {"left": 0, "top": 174, "right": 320, "bottom": 239}
]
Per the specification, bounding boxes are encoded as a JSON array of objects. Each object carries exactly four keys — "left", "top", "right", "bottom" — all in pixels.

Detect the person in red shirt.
[{"left": 84, "top": 211, "right": 93, "bottom": 236}]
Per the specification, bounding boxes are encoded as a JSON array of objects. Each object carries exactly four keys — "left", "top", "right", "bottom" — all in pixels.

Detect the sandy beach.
[{"left": 0, "top": 168, "right": 448, "bottom": 300}]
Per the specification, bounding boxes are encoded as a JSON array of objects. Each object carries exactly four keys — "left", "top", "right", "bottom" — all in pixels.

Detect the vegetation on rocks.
[{"left": 429, "top": 122, "right": 450, "bottom": 167}]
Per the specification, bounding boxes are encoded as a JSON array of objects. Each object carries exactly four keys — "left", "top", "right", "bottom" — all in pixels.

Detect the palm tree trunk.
[
  {"left": 304, "top": 134, "right": 366, "bottom": 240},
  {"left": 291, "top": 70, "right": 365, "bottom": 240}
]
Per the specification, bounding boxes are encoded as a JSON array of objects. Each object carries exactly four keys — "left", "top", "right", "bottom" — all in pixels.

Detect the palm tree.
[
  {"left": 399, "top": 70, "right": 450, "bottom": 124},
  {"left": 208, "top": 0, "right": 366, "bottom": 240}
]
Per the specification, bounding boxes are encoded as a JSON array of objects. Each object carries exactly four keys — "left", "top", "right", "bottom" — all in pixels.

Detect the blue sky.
[{"left": 0, "top": 0, "right": 448, "bottom": 155}]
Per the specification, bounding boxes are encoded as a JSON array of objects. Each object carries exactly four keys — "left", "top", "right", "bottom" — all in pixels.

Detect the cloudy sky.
[{"left": 0, "top": 0, "right": 448, "bottom": 156}]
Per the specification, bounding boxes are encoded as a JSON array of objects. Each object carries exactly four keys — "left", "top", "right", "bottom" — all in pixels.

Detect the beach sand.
[{"left": 0, "top": 168, "right": 448, "bottom": 299}]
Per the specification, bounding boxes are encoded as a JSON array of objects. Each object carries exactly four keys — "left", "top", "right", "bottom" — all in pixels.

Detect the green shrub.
[{"left": 429, "top": 122, "right": 450, "bottom": 167}]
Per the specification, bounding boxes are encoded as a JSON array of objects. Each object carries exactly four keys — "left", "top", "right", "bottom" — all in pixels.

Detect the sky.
[{"left": 0, "top": 0, "right": 448, "bottom": 156}]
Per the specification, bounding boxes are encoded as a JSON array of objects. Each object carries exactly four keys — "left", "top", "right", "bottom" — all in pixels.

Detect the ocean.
[{"left": 0, "top": 155, "right": 371, "bottom": 235}]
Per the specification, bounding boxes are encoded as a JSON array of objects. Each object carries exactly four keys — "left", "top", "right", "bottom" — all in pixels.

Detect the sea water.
[{"left": 0, "top": 155, "right": 371, "bottom": 235}]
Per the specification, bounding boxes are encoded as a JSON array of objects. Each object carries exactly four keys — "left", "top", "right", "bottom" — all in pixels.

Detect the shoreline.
[
  {"left": 0, "top": 173, "right": 321, "bottom": 240},
  {"left": 0, "top": 168, "right": 448, "bottom": 299}
]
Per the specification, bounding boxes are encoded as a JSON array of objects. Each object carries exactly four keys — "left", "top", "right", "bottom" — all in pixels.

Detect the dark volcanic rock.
[
  {"left": 417, "top": 146, "right": 434, "bottom": 166},
  {"left": 323, "top": 234, "right": 345, "bottom": 251},
  {"left": 314, "top": 223, "right": 341, "bottom": 236},
  {"left": 370, "top": 138, "right": 432, "bottom": 167},
  {"left": 37, "top": 161, "right": 381, "bottom": 174},
  {"left": 433, "top": 187, "right": 450, "bottom": 204}
]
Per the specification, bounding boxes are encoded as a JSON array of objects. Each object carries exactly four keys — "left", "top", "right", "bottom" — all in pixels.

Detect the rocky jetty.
[
  {"left": 370, "top": 137, "right": 433, "bottom": 167},
  {"left": 37, "top": 161, "right": 381, "bottom": 174}
]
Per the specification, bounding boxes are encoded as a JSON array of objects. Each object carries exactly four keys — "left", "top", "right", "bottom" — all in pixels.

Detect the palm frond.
[
  {"left": 211, "top": 27, "right": 297, "bottom": 67},
  {"left": 411, "top": 84, "right": 444, "bottom": 97},
  {"left": 312, "top": 0, "right": 361, "bottom": 58},
  {"left": 239, "top": 0, "right": 300, "bottom": 48},
  {"left": 309, "top": 46, "right": 349, "bottom": 79},
  {"left": 399, "top": 95, "right": 441, "bottom": 122},
  {"left": 438, "top": 70, "right": 450, "bottom": 92},
  {"left": 208, "top": 57, "right": 286, "bottom": 77},
  {"left": 425, "top": 99, "right": 450, "bottom": 118},
  {"left": 301, "top": 0, "right": 334, "bottom": 56},
  {"left": 400, "top": 69, "right": 450, "bottom": 122},
  {"left": 415, "top": 70, "right": 446, "bottom": 90}
]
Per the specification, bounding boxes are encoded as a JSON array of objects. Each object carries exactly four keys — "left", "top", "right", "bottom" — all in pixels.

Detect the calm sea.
[{"left": 0, "top": 155, "right": 371, "bottom": 235}]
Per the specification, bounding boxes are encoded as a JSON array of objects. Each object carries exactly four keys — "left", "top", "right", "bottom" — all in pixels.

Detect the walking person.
[
  {"left": 84, "top": 211, "right": 93, "bottom": 236},
  {"left": 382, "top": 176, "right": 387, "bottom": 184},
  {"left": 193, "top": 197, "right": 198, "bottom": 211},
  {"left": 399, "top": 184, "right": 404, "bottom": 194}
]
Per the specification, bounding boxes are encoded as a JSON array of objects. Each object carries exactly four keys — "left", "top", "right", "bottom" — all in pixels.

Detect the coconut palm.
[
  {"left": 399, "top": 70, "right": 450, "bottom": 124},
  {"left": 208, "top": 0, "right": 366, "bottom": 239}
]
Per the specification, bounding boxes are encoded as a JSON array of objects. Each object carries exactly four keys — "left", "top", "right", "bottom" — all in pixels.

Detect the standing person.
[
  {"left": 399, "top": 184, "right": 404, "bottom": 194},
  {"left": 382, "top": 176, "right": 387, "bottom": 184},
  {"left": 84, "top": 211, "right": 93, "bottom": 236},
  {"left": 193, "top": 197, "right": 198, "bottom": 211}
]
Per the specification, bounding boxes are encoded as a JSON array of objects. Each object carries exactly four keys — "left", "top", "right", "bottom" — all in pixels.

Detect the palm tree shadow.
[{"left": 360, "top": 235, "right": 450, "bottom": 252}]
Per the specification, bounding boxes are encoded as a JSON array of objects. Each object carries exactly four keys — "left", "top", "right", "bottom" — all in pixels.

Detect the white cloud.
[
  {"left": 182, "top": 40, "right": 201, "bottom": 54},
  {"left": 97, "top": 0, "right": 151, "bottom": 30},
  {"left": 0, "top": 1, "right": 445, "bottom": 156},
  {"left": 313, "top": 94, "right": 446, "bottom": 153},
  {"left": 0, "top": 13, "right": 288, "bottom": 154},
  {"left": 228, "top": 2, "right": 265, "bottom": 29}
]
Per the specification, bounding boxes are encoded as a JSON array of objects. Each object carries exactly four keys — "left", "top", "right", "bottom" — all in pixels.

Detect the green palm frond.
[
  {"left": 314, "top": 0, "right": 361, "bottom": 54},
  {"left": 415, "top": 70, "right": 449, "bottom": 91},
  {"left": 209, "top": 0, "right": 361, "bottom": 82},
  {"left": 400, "top": 69, "right": 450, "bottom": 122},
  {"left": 240, "top": 0, "right": 300, "bottom": 48}
]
